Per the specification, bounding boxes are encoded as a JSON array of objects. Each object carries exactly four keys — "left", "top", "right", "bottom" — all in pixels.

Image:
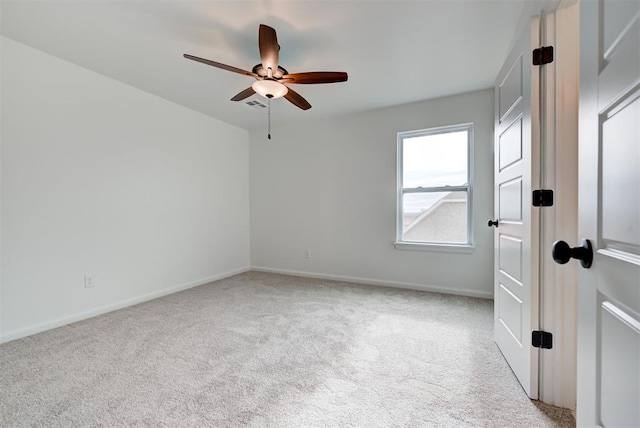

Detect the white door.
[
  {"left": 576, "top": 0, "right": 640, "bottom": 425},
  {"left": 493, "top": 18, "right": 540, "bottom": 398}
]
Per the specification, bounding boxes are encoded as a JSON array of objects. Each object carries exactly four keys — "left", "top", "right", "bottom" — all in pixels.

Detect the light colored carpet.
[{"left": 1, "top": 272, "right": 575, "bottom": 427}]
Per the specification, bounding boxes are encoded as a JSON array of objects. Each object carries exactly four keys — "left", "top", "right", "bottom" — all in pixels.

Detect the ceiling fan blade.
[
  {"left": 183, "top": 54, "right": 257, "bottom": 77},
  {"left": 230, "top": 87, "right": 256, "bottom": 101},
  {"left": 284, "top": 87, "right": 312, "bottom": 110},
  {"left": 258, "top": 24, "right": 279, "bottom": 77},
  {"left": 281, "top": 72, "right": 348, "bottom": 84}
]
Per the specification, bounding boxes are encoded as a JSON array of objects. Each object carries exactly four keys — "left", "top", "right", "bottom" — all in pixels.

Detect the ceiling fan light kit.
[
  {"left": 184, "top": 23, "right": 347, "bottom": 138},
  {"left": 252, "top": 79, "right": 288, "bottom": 99}
]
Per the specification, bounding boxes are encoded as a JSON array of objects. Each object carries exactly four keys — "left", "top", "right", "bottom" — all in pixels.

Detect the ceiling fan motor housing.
[{"left": 252, "top": 64, "right": 288, "bottom": 79}]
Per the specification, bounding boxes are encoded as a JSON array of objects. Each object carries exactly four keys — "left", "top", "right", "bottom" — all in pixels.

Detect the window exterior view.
[{"left": 397, "top": 124, "right": 473, "bottom": 247}]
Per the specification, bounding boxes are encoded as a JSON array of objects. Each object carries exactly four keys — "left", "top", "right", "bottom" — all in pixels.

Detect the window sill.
[{"left": 393, "top": 242, "right": 476, "bottom": 253}]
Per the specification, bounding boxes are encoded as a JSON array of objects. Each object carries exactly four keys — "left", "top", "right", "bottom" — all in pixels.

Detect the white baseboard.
[
  {"left": 250, "top": 266, "right": 493, "bottom": 300},
  {"left": 0, "top": 267, "right": 250, "bottom": 344},
  {"left": 1, "top": 266, "right": 491, "bottom": 344}
]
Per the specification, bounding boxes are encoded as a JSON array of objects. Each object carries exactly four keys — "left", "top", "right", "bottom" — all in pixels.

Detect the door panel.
[
  {"left": 499, "top": 179, "right": 523, "bottom": 221},
  {"left": 578, "top": 0, "right": 640, "bottom": 425},
  {"left": 601, "top": 97, "right": 639, "bottom": 248},
  {"left": 600, "top": 301, "right": 640, "bottom": 427},
  {"left": 499, "top": 56, "right": 523, "bottom": 121},
  {"left": 494, "top": 18, "right": 539, "bottom": 398},
  {"left": 598, "top": 19, "right": 639, "bottom": 111},
  {"left": 498, "top": 283, "right": 523, "bottom": 342},
  {"left": 499, "top": 118, "right": 523, "bottom": 171},
  {"left": 499, "top": 235, "right": 523, "bottom": 282},
  {"left": 602, "top": 0, "right": 640, "bottom": 54}
]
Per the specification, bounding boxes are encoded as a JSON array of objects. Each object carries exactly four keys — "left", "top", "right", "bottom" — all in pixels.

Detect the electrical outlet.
[
  {"left": 304, "top": 249, "right": 311, "bottom": 259},
  {"left": 84, "top": 275, "right": 95, "bottom": 288}
]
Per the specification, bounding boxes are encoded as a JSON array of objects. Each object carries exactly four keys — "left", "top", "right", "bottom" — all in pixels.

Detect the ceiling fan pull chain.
[{"left": 268, "top": 96, "right": 271, "bottom": 140}]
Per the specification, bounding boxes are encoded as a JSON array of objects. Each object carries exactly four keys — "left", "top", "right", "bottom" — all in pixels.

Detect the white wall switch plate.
[{"left": 84, "top": 275, "right": 95, "bottom": 288}]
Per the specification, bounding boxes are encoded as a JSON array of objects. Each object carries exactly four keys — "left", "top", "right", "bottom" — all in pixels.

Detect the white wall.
[
  {"left": 1, "top": 38, "right": 250, "bottom": 342},
  {"left": 0, "top": 21, "right": 4, "bottom": 339},
  {"left": 250, "top": 89, "right": 495, "bottom": 298}
]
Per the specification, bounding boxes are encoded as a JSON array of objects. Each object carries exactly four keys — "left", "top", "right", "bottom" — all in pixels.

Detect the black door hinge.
[
  {"left": 533, "top": 46, "right": 554, "bottom": 65},
  {"left": 532, "top": 331, "right": 553, "bottom": 349},
  {"left": 532, "top": 189, "right": 554, "bottom": 207}
]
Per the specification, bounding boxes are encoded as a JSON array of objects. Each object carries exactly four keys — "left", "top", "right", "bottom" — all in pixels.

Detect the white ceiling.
[{"left": 1, "top": 0, "right": 528, "bottom": 131}]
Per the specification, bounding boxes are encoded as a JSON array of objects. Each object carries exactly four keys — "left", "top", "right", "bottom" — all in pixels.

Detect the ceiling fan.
[{"left": 183, "top": 24, "right": 348, "bottom": 111}]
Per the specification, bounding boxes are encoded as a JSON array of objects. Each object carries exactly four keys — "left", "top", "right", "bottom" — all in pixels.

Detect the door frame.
[
  {"left": 537, "top": 0, "right": 579, "bottom": 410},
  {"left": 498, "top": 0, "right": 579, "bottom": 409}
]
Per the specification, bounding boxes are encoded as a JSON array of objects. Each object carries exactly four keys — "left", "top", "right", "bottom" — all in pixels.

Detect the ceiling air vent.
[{"left": 244, "top": 99, "right": 268, "bottom": 110}]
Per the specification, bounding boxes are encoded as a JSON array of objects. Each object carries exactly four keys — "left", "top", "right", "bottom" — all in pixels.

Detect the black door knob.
[
  {"left": 552, "top": 239, "right": 593, "bottom": 269},
  {"left": 488, "top": 219, "right": 499, "bottom": 228}
]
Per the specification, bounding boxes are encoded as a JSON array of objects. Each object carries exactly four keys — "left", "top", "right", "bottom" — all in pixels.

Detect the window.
[{"left": 396, "top": 123, "right": 473, "bottom": 249}]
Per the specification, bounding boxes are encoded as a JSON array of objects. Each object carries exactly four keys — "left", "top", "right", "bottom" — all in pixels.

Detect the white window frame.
[{"left": 395, "top": 123, "right": 474, "bottom": 252}]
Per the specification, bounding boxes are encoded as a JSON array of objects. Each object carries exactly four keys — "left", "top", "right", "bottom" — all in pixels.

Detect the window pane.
[
  {"left": 402, "top": 131, "right": 468, "bottom": 188},
  {"left": 402, "top": 191, "right": 468, "bottom": 244}
]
